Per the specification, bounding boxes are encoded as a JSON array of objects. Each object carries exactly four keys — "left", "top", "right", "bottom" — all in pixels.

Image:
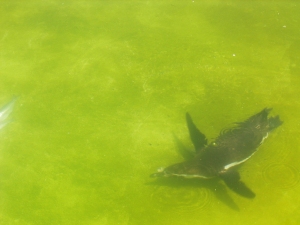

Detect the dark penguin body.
[{"left": 151, "top": 108, "right": 282, "bottom": 196}]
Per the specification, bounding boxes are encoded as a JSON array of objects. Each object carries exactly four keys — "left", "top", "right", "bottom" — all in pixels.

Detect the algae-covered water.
[{"left": 0, "top": 0, "right": 300, "bottom": 224}]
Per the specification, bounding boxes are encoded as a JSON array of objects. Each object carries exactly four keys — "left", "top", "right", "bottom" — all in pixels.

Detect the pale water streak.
[{"left": 0, "top": 98, "right": 16, "bottom": 130}]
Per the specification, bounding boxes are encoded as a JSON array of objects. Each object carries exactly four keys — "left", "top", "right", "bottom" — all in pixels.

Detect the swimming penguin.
[{"left": 151, "top": 108, "right": 283, "bottom": 197}]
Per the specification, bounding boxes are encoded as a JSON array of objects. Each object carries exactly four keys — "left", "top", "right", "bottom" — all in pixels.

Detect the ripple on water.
[
  {"left": 262, "top": 163, "right": 299, "bottom": 189},
  {"left": 151, "top": 185, "right": 212, "bottom": 214},
  {"left": 259, "top": 144, "right": 289, "bottom": 166}
]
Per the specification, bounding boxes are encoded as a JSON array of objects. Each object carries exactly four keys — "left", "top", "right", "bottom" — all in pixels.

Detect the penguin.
[{"left": 151, "top": 108, "right": 283, "bottom": 198}]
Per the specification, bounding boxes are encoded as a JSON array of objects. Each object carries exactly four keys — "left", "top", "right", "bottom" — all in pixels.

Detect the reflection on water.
[{"left": 0, "top": 98, "right": 16, "bottom": 130}]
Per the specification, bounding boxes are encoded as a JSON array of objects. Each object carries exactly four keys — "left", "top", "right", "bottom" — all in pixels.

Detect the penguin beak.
[{"left": 150, "top": 167, "right": 166, "bottom": 178}]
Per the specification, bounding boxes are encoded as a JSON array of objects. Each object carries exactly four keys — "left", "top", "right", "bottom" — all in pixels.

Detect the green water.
[{"left": 0, "top": 0, "right": 300, "bottom": 224}]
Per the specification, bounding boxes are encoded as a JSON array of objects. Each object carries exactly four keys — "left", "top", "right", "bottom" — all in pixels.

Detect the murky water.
[{"left": 0, "top": 0, "right": 300, "bottom": 224}]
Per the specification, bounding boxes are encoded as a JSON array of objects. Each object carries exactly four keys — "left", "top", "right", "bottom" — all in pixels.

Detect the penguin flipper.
[
  {"left": 186, "top": 112, "right": 207, "bottom": 152},
  {"left": 220, "top": 170, "right": 256, "bottom": 199}
]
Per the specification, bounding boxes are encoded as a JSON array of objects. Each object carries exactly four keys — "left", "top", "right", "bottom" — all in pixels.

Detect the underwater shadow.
[
  {"left": 147, "top": 134, "right": 257, "bottom": 211},
  {"left": 173, "top": 133, "right": 255, "bottom": 199},
  {"left": 150, "top": 134, "right": 240, "bottom": 210},
  {"left": 148, "top": 108, "right": 282, "bottom": 211}
]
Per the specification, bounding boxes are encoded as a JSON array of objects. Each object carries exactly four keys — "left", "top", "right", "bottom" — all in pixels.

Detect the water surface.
[{"left": 0, "top": 0, "right": 300, "bottom": 224}]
